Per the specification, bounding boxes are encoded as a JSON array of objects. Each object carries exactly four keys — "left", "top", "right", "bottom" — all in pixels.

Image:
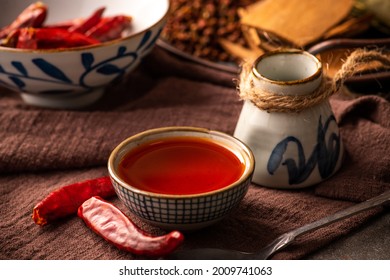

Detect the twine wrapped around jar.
[{"left": 237, "top": 49, "right": 390, "bottom": 113}]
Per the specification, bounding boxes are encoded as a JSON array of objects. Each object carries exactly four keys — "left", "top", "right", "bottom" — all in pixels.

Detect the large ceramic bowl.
[
  {"left": 108, "top": 127, "right": 255, "bottom": 231},
  {"left": 0, "top": 0, "right": 170, "bottom": 109}
]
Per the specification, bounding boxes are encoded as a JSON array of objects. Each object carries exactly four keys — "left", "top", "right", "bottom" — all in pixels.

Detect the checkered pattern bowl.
[{"left": 108, "top": 127, "right": 255, "bottom": 231}]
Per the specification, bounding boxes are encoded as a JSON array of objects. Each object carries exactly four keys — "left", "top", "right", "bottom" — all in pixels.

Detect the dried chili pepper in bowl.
[
  {"left": 85, "top": 15, "right": 132, "bottom": 42},
  {"left": 78, "top": 196, "right": 184, "bottom": 257},
  {"left": 0, "top": 0, "right": 170, "bottom": 109},
  {"left": 0, "top": 2, "right": 47, "bottom": 39},
  {"left": 67, "top": 7, "right": 106, "bottom": 34},
  {"left": 12, "top": 27, "right": 101, "bottom": 49},
  {"left": 0, "top": 4, "right": 131, "bottom": 49},
  {"left": 32, "top": 176, "right": 116, "bottom": 226}
]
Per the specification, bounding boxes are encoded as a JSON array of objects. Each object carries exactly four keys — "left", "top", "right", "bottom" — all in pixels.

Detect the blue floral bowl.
[{"left": 0, "top": 0, "right": 170, "bottom": 109}]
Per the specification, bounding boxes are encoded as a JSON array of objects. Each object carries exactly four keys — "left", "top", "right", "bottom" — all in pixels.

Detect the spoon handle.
[{"left": 260, "top": 190, "right": 390, "bottom": 259}]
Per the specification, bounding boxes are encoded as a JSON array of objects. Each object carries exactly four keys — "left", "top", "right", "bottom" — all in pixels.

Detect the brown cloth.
[{"left": 0, "top": 46, "right": 389, "bottom": 260}]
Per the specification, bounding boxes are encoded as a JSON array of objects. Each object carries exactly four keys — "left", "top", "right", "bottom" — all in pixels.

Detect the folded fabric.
[
  {"left": 0, "top": 46, "right": 388, "bottom": 260},
  {"left": 317, "top": 94, "right": 390, "bottom": 202}
]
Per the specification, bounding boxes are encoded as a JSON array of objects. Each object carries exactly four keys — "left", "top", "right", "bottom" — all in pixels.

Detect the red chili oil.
[{"left": 117, "top": 136, "right": 245, "bottom": 195}]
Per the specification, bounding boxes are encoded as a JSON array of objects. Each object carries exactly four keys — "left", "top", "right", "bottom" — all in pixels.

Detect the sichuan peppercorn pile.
[{"left": 161, "top": 0, "right": 256, "bottom": 62}]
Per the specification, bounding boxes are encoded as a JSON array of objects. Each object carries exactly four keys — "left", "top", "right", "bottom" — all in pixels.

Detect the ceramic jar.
[{"left": 234, "top": 49, "right": 344, "bottom": 188}]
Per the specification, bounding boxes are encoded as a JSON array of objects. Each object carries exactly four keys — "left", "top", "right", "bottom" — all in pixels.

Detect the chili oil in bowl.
[
  {"left": 0, "top": 0, "right": 169, "bottom": 109},
  {"left": 108, "top": 126, "right": 255, "bottom": 231}
]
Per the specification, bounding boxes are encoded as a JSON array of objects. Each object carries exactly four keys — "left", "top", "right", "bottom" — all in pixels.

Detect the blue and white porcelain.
[
  {"left": 0, "top": 0, "right": 170, "bottom": 109},
  {"left": 234, "top": 50, "right": 344, "bottom": 189}
]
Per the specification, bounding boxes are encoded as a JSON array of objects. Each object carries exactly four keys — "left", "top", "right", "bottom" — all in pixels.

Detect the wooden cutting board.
[{"left": 240, "top": 0, "right": 354, "bottom": 47}]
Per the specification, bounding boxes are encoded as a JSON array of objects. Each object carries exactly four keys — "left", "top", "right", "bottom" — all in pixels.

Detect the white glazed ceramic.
[
  {"left": 108, "top": 126, "right": 255, "bottom": 231},
  {"left": 0, "top": 0, "right": 169, "bottom": 109},
  {"left": 234, "top": 49, "right": 344, "bottom": 189}
]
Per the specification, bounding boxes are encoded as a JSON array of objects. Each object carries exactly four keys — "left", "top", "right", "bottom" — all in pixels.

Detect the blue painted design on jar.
[{"left": 267, "top": 115, "right": 341, "bottom": 185}]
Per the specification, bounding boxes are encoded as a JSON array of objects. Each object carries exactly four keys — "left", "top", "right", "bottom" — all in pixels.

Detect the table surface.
[{"left": 307, "top": 211, "right": 389, "bottom": 260}]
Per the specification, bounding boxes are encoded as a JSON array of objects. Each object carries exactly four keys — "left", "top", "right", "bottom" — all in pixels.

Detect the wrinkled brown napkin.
[{"left": 0, "top": 46, "right": 389, "bottom": 260}]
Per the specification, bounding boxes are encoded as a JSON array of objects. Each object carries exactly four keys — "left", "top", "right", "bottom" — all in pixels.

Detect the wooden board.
[{"left": 240, "top": 0, "right": 354, "bottom": 47}]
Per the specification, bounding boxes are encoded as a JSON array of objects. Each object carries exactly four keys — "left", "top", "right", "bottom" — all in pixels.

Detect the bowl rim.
[
  {"left": 108, "top": 126, "right": 255, "bottom": 199},
  {"left": 0, "top": 0, "right": 170, "bottom": 53}
]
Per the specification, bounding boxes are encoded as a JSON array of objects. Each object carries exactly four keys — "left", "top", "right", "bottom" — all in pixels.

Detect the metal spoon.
[{"left": 166, "top": 190, "right": 390, "bottom": 260}]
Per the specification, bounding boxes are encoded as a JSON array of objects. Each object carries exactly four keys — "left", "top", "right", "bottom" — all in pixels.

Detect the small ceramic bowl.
[
  {"left": 0, "top": 0, "right": 169, "bottom": 109},
  {"left": 108, "top": 127, "right": 255, "bottom": 231}
]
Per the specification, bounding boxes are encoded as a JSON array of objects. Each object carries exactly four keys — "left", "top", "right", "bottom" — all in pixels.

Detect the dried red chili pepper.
[
  {"left": 0, "top": 2, "right": 47, "bottom": 39},
  {"left": 1, "top": 29, "right": 20, "bottom": 48},
  {"left": 78, "top": 196, "right": 184, "bottom": 257},
  {"left": 15, "top": 27, "right": 100, "bottom": 49},
  {"left": 68, "top": 7, "right": 105, "bottom": 34},
  {"left": 36, "top": 28, "right": 101, "bottom": 48},
  {"left": 15, "top": 28, "right": 37, "bottom": 49},
  {"left": 86, "top": 15, "right": 132, "bottom": 42},
  {"left": 32, "top": 176, "right": 116, "bottom": 226}
]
